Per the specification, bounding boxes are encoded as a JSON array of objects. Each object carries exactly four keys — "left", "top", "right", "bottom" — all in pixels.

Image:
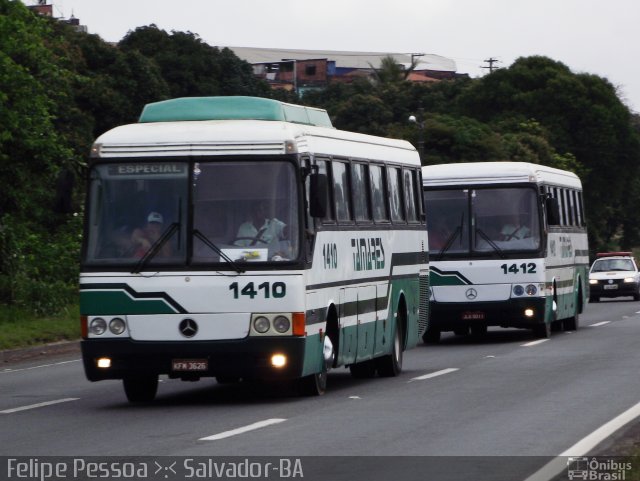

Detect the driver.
[
  {"left": 234, "top": 202, "right": 287, "bottom": 256},
  {"left": 500, "top": 214, "right": 530, "bottom": 241}
]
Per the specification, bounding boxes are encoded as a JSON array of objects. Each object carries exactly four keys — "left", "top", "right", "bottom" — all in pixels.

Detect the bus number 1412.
[{"left": 501, "top": 263, "right": 537, "bottom": 274}]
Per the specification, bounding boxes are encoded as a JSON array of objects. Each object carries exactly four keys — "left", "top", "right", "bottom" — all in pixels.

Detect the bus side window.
[
  {"left": 332, "top": 161, "right": 352, "bottom": 222},
  {"left": 403, "top": 168, "right": 419, "bottom": 222},
  {"left": 352, "top": 162, "right": 371, "bottom": 222},
  {"left": 315, "top": 159, "right": 334, "bottom": 222},
  {"left": 388, "top": 166, "right": 404, "bottom": 223},
  {"left": 370, "top": 164, "right": 389, "bottom": 222}
]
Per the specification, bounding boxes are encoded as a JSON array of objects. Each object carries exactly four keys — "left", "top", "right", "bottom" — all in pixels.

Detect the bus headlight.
[
  {"left": 271, "top": 354, "right": 287, "bottom": 368},
  {"left": 89, "top": 318, "right": 107, "bottom": 335},
  {"left": 513, "top": 285, "right": 525, "bottom": 296},
  {"left": 273, "top": 316, "right": 291, "bottom": 333},
  {"left": 109, "top": 318, "right": 127, "bottom": 335},
  {"left": 253, "top": 316, "right": 270, "bottom": 334},
  {"left": 525, "top": 284, "right": 538, "bottom": 296}
]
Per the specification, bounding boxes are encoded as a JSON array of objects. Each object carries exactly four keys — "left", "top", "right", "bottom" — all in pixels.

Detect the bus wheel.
[
  {"left": 563, "top": 309, "right": 579, "bottom": 331},
  {"left": 375, "top": 323, "right": 403, "bottom": 377},
  {"left": 453, "top": 327, "right": 470, "bottom": 336},
  {"left": 297, "top": 368, "right": 327, "bottom": 396},
  {"left": 349, "top": 360, "right": 376, "bottom": 378},
  {"left": 533, "top": 322, "right": 551, "bottom": 339},
  {"left": 470, "top": 325, "right": 487, "bottom": 337},
  {"left": 422, "top": 327, "right": 441, "bottom": 343},
  {"left": 123, "top": 375, "right": 158, "bottom": 403}
]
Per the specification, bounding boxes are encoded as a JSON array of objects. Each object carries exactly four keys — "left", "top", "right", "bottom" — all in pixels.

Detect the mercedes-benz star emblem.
[
  {"left": 179, "top": 319, "right": 198, "bottom": 338},
  {"left": 465, "top": 288, "right": 478, "bottom": 300}
]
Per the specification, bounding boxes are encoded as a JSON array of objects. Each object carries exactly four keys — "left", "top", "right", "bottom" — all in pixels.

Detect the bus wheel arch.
[
  {"left": 563, "top": 282, "right": 582, "bottom": 331},
  {"left": 375, "top": 295, "right": 406, "bottom": 377},
  {"left": 325, "top": 304, "right": 339, "bottom": 369}
]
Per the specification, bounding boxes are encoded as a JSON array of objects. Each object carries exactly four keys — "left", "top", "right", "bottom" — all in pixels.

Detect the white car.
[{"left": 589, "top": 252, "right": 640, "bottom": 302}]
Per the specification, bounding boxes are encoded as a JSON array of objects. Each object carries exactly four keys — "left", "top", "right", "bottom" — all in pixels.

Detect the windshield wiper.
[
  {"left": 193, "top": 229, "right": 244, "bottom": 274},
  {"left": 132, "top": 222, "right": 179, "bottom": 274},
  {"left": 475, "top": 228, "right": 505, "bottom": 258},
  {"left": 436, "top": 213, "right": 465, "bottom": 261}
]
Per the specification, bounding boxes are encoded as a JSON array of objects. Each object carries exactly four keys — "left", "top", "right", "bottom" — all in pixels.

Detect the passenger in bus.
[
  {"left": 103, "top": 225, "right": 135, "bottom": 258},
  {"left": 234, "top": 202, "right": 288, "bottom": 259},
  {"left": 131, "top": 211, "right": 171, "bottom": 257}
]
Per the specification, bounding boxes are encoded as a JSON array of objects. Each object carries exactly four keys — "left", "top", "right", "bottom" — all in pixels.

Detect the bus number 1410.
[{"left": 229, "top": 282, "right": 286, "bottom": 299}]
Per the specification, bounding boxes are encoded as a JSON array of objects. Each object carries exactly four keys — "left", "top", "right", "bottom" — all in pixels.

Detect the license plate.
[
  {"left": 462, "top": 311, "right": 485, "bottom": 320},
  {"left": 172, "top": 359, "right": 208, "bottom": 371},
  {"left": 603, "top": 284, "right": 618, "bottom": 290}
]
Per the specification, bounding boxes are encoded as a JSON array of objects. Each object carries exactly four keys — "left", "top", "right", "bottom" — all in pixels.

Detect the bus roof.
[
  {"left": 91, "top": 98, "right": 419, "bottom": 165},
  {"left": 422, "top": 161, "right": 582, "bottom": 189},
  {"left": 138, "top": 96, "right": 333, "bottom": 128}
]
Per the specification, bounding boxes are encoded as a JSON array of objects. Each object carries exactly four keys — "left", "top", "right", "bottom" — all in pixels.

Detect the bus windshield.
[
  {"left": 83, "top": 159, "right": 299, "bottom": 267},
  {"left": 425, "top": 186, "right": 541, "bottom": 257}
]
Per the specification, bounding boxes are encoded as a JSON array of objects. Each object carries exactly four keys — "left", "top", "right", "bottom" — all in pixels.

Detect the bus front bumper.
[
  {"left": 429, "top": 298, "right": 548, "bottom": 331},
  {"left": 81, "top": 337, "right": 307, "bottom": 382}
]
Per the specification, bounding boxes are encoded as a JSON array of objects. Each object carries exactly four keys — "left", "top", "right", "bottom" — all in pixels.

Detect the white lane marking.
[
  {"left": 410, "top": 368, "right": 459, "bottom": 382},
  {"left": 0, "top": 359, "right": 80, "bottom": 375},
  {"left": 524, "top": 400, "right": 640, "bottom": 481},
  {"left": 521, "top": 339, "right": 549, "bottom": 347},
  {"left": 349, "top": 396, "right": 362, "bottom": 400},
  {"left": 1, "top": 398, "right": 79, "bottom": 414},
  {"left": 199, "top": 418, "right": 286, "bottom": 441},
  {"left": 589, "top": 321, "right": 611, "bottom": 327}
]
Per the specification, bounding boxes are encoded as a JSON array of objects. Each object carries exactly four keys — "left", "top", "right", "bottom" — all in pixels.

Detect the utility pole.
[{"left": 482, "top": 57, "right": 500, "bottom": 74}]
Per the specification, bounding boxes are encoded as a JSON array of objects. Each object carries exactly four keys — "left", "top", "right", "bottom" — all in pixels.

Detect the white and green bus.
[
  {"left": 422, "top": 161, "right": 588, "bottom": 341},
  {"left": 80, "top": 96, "right": 429, "bottom": 402}
]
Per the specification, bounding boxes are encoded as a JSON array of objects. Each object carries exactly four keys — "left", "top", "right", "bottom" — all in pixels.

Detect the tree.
[{"left": 119, "top": 25, "right": 269, "bottom": 98}]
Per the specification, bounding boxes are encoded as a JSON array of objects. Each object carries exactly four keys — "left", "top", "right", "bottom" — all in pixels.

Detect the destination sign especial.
[{"left": 108, "top": 164, "right": 186, "bottom": 175}]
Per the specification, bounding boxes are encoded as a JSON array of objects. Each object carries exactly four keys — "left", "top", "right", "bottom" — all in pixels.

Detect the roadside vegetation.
[
  {"left": 2, "top": 0, "right": 640, "bottom": 349},
  {"left": 0, "top": 304, "right": 78, "bottom": 350}
]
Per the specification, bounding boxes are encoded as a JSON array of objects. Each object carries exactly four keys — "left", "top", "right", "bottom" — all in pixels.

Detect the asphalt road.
[{"left": 2, "top": 298, "right": 640, "bottom": 481}]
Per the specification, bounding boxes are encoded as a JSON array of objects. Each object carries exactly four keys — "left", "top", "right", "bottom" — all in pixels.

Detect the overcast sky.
[{"left": 29, "top": 0, "right": 640, "bottom": 113}]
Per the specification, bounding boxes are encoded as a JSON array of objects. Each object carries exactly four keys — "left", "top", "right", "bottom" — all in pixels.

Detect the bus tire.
[
  {"left": 297, "top": 368, "right": 327, "bottom": 396},
  {"left": 533, "top": 322, "right": 551, "bottom": 339},
  {"left": 422, "top": 327, "right": 441, "bottom": 343},
  {"left": 123, "top": 375, "right": 158, "bottom": 403},
  {"left": 470, "top": 325, "right": 487, "bottom": 337},
  {"left": 376, "top": 320, "right": 404, "bottom": 377},
  {"left": 563, "top": 310, "right": 579, "bottom": 331},
  {"left": 564, "top": 293, "right": 581, "bottom": 331},
  {"left": 349, "top": 360, "right": 376, "bottom": 378}
]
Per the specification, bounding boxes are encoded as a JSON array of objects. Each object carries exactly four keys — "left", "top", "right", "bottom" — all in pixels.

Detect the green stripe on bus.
[
  {"left": 429, "top": 269, "right": 470, "bottom": 286},
  {"left": 80, "top": 290, "right": 179, "bottom": 315}
]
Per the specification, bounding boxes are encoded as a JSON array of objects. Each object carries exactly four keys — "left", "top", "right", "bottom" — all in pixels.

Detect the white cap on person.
[{"left": 147, "top": 212, "right": 163, "bottom": 224}]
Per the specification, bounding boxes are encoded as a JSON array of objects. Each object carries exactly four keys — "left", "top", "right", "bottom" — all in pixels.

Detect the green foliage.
[
  {"left": 0, "top": 303, "right": 79, "bottom": 350},
  {"left": 118, "top": 25, "right": 270, "bottom": 98}
]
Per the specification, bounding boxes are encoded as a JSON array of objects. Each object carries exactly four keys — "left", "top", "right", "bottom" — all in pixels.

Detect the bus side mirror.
[
  {"left": 309, "top": 173, "right": 328, "bottom": 218},
  {"left": 545, "top": 196, "right": 560, "bottom": 225}
]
